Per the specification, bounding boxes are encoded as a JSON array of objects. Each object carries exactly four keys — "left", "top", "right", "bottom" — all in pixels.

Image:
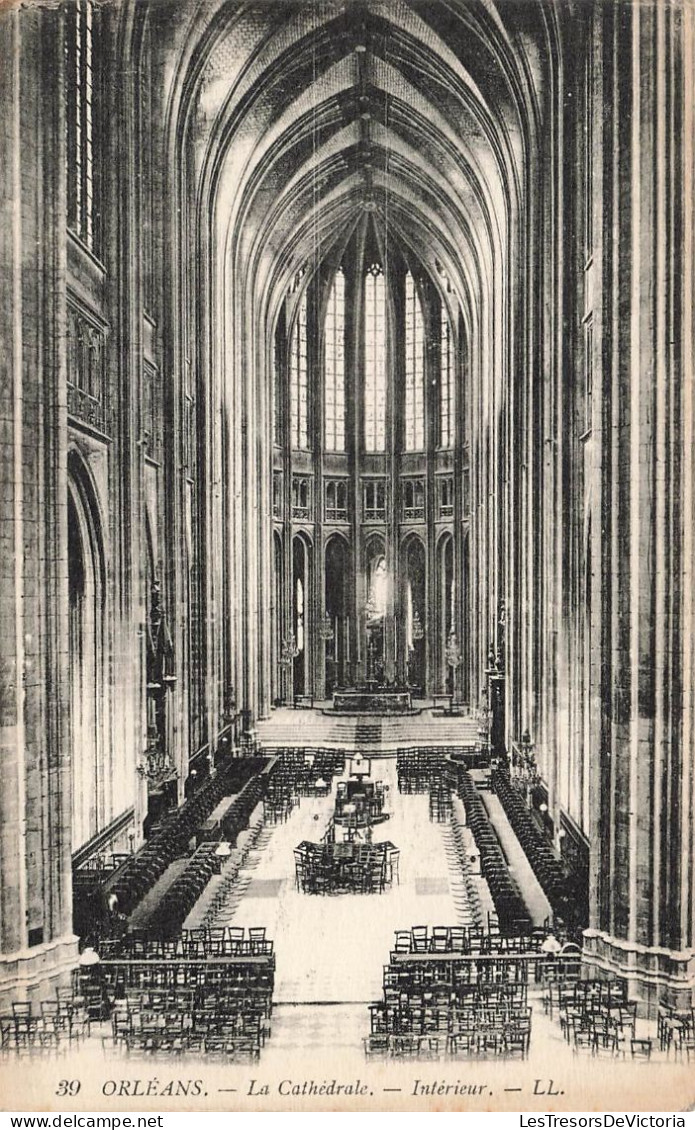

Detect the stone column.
[
  {"left": 584, "top": 0, "right": 695, "bottom": 1010},
  {"left": 0, "top": 7, "right": 78, "bottom": 999}
]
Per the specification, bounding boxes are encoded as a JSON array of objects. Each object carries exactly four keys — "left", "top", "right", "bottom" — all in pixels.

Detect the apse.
[{"left": 202, "top": 6, "right": 538, "bottom": 717}]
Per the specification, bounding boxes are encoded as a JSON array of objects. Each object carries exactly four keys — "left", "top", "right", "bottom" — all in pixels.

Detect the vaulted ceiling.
[{"left": 156, "top": 0, "right": 562, "bottom": 332}]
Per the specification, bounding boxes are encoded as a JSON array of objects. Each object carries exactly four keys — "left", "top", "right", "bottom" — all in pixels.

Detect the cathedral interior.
[{"left": 0, "top": 0, "right": 693, "bottom": 1072}]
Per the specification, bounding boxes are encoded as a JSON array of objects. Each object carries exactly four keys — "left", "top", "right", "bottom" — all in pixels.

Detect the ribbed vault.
[
  {"left": 153, "top": 0, "right": 563, "bottom": 719},
  {"left": 160, "top": 0, "right": 558, "bottom": 321}
]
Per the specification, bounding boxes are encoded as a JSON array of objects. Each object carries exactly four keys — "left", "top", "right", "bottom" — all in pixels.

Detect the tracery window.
[
  {"left": 438, "top": 476, "right": 454, "bottom": 519},
  {"left": 65, "top": 0, "right": 99, "bottom": 252},
  {"left": 364, "top": 265, "right": 386, "bottom": 452},
  {"left": 440, "top": 307, "right": 454, "bottom": 448},
  {"left": 324, "top": 269, "right": 346, "bottom": 452},
  {"left": 325, "top": 479, "right": 349, "bottom": 522},
  {"left": 403, "top": 479, "right": 425, "bottom": 521},
  {"left": 292, "top": 476, "right": 311, "bottom": 520},
  {"left": 404, "top": 273, "right": 425, "bottom": 451},
  {"left": 272, "top": 471, "right": 283, "bottom": 519},
  {"left": 290, "top": 290, "right": 309, "bottom": 449},
  {"left": 363, "top": 480, "right": 386, "bottom": 521}
]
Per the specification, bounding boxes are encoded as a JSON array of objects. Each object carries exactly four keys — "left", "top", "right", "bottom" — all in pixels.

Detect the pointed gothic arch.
[{"left": 67, "top": 450, "right": 108, "bottom": 852}]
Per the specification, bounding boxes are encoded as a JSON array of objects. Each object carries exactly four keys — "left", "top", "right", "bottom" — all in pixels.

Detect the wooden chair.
[{"left": 411, "top": 926, "right": 429, "bottom": 953}]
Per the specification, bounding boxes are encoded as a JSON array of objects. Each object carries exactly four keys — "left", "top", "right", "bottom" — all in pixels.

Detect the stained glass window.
[
  {"left": 404, "top": 273, "right": 425, "bottom": 451},
  {"left": 440, "top": 306, "right": 454, "bottom": 448},
  {"left": 324, "top": 269, "right": 346, "bottom": 452},
  {"left": 364, "top": 265, "right": 386, "bottom": 452},
  {"left": 290, "top": 290, "right": 308, "bottom": 449}
]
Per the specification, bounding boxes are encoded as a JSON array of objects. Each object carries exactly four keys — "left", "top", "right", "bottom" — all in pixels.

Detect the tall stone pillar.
[
  {"left": 0, "top": 7, "right": 78, "bottom": 1000},
  {"left": 584, "top": 0, "right": 695, "bottom": 1010}
]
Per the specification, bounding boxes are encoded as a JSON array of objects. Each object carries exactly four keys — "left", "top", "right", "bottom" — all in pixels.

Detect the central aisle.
[{"left": 211, "top": 759, "right": 462, "bottom": 1003}]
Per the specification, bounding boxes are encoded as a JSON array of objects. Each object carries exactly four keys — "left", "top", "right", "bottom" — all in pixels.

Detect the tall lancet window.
[
  {"left": 440, "top": 306, "right": 454, "bottom": 448},
  {"left": 324, "top": 268, "right": 346, "bottom": 452},
  {"left": 65, "top": 0, "right": 99, "bottom": 251},
  {"left": 404, "top": 272, "right": 425, "bottom": 451},
  {"left": 273, "top": 328, "right": 282, "bottom": 446},
  {"left": 290, "top": 290, "right": 308, "bottom": 449},
  {"left": 364, "top": 264, "right": 386, "bottom": 452}
]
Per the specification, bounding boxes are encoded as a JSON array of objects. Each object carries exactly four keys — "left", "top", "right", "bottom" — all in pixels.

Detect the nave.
[
  {"left": 189, "top": 758, "right": 462, "bottom": 1004},
  {"left": 2, "top": 743, "right": 693, "bottom": 1093}
]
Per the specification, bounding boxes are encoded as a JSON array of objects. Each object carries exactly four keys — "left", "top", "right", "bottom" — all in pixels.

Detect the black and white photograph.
[{"left": 0, "top": 0, "right": 693, "bottom": 1114}]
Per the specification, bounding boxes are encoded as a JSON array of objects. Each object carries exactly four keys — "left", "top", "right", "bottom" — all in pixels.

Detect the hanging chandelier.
[
  {"left": 279, "top": 633, "right": 300, "bottom": 666},
  {"left": 137, "top": 725, "right": 176, "bottom": 788},
  {"left": 319, "top": 614, "right": 334, "bottom": 642}
]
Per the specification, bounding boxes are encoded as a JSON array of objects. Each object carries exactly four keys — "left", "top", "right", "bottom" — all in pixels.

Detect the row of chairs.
[
  {"left": 543, "top": 977, "right": 623, "bottom": 1017},
  {"left": 261, "top": 749, "right": 345, "bottom": 823},
  {"left": 0, "top": 984, "right": 92, "bottom": 1056},
  {"left": 99, "top": 961, "right": 274, "bottom": 998},
  {"left": 384, "top": 966, "right": 530, "bottom": 999},
  {"left": 196, "top": 815, "right": 268, "bottom": 928},
  {"left": 397, "top": 749, "right": 449, "bottom": 794},
  {"left": 104, "top": 925, "right": 273, "bottom": 959},
  {"left": 103, "top": 757, "right": 267, "bottom": 919},
  {"left": 109, "top": 984, "right": 271, "bottom": 1060},
  {"left": 368, "top": 933, "right": 534, "bottom": 1060},
  {"left": 365, "top": 1029, "right": 526, "bottom": 1059},
  {"left": 370, "top": 1000, "right": 532, "bottom": 1038},
  {"left": 149, "top": 844, "right": 220, "bottom": 939},
  {"left": 217, "top": 773, "right": 267, "bottom": 843},
  {"left": 657, "top": 1004, "right": 695, "bottom": 1057},
  {"left": 101, "top": 962, "right": 274, "bottom": 998},
  {"left": 391, "top": 924, "right": 562, "bottom": 956},
  {"left": 491, "top": 771, "right": 576, "bottom": 922},
  {"left": 447, "top": 801, "right": 487, "bottom": 928},
  {"left": 457, "top": 769, "right": 531, "bottom": 933},
  {"left": 391, "top": 926, "right": 538, "bottom": 955},
  {"left": 429, "top": 782, "right": 453, "bottom": 822},
  {"left": 547, "top": 976, "right": 659, "bottom": 1060},
  {"left": 263, "top": 780, "right": 300, "bottom": 825},
  {"left": 268, "top": 748, "right": 345, "bottom": 783}
]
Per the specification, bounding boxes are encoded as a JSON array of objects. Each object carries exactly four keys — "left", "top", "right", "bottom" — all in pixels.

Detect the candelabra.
[
  {"left": 221, "top": 684, "right": 236, "bottom": 726},
  {"left": 278, "top": 633, "right": 300, "bottom": 707},
  {"left": 515, "top": 729, "right": 538, "bottom": 807},
  {"left": 484, "top": 628, "right": 507, "bottom": 762},
  {"left": 445, "top": 630, "right": 462, "bottom": 712},
  {"left": 478, "top": 686, "right": 492, "bottom": 753}
]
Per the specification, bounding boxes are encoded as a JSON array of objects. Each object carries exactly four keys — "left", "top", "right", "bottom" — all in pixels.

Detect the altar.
[{"left": 331, "top": 687, "right": 412, "bottom": 714}]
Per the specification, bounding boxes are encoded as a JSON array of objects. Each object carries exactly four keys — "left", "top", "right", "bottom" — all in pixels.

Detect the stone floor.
[{"left": 211, "top": 759, "right": 463, "bottom": 1003}]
